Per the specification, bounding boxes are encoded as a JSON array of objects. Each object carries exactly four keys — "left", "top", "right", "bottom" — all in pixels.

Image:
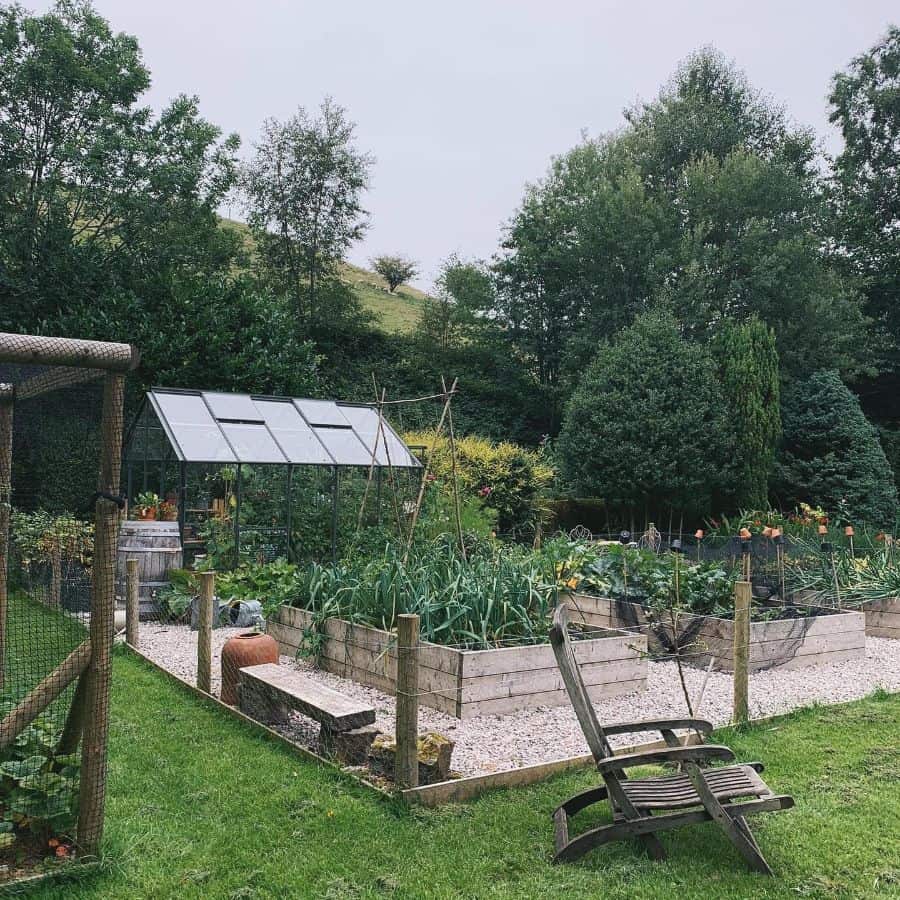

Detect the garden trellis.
[
  {"left": 123, "top": 388, "right": 423, "bottom": 566},
  {"left": 0, "top": 331, "right": 138, "bottom": 874}
]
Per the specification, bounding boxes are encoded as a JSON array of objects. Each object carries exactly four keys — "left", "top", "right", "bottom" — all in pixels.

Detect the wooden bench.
[{"left": 238, "top": 663, "right": 378, "bottom": 763}]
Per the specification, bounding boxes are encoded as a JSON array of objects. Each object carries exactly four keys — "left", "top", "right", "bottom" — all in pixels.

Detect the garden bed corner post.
[
  {"left": 197, "top": 571, "right": 215, "bottom": 694},
  {"left": 125, "top": 557, "right": 139, "bottom": 649},
  {"left": 396, "top": 613, "right": 419, "bottom": 789},
  {"left": 732, "top": 581, "right": 751, "bottom": 724},
  {"left": 77, "top": 371, "right": 126, "bottom": 859}
]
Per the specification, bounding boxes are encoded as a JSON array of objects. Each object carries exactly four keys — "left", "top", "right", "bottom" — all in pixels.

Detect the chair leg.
[
  {"left": 638, "top": 833, "right": 667, "bottom": 861},
  {"left": 730, "top": 815, "right": 773, "bottom": 876}
]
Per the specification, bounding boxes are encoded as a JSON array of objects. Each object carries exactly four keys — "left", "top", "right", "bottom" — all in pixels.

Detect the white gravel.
[{"left": 135, "top": 624, "right": 900, "bottom": 777}]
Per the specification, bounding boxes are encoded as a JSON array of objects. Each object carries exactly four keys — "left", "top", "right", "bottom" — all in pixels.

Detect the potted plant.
[
  {"left": 158, "top": 499, "right": 178, "bottom": 522},
  {"left": 133, "top": 491, "right": 160, "bottom": 521}
]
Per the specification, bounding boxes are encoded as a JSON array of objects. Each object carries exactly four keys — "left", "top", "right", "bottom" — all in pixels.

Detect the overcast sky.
[{"left": 50, "top": 1, "right": 899, "bottom": 289}]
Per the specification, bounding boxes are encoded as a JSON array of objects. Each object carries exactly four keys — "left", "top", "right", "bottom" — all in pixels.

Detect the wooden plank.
[
  {"left": 461, "top": 632, "right": 646, "bottom": 678},
  {"left": 240, "top": 663, "right": 375, "bottom": 731},
  {"left": 459, "top": 659, "right": 647, "bottom": 703},
  {"left": 458, "top": 678, "right": 647, "bottom": 719},
  {"left": 402, "top": 732, "right": 702, "bottom": 807}
]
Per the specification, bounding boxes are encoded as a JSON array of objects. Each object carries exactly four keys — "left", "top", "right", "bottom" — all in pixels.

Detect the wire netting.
[{"left": 0, "top": 334, "right": 129, "bottom": 882}]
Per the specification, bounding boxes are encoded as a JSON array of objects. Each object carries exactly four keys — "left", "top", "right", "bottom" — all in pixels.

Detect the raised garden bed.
[
  {"left": 861, "top": 598, "right": 900, "bottom": 639},
  {"left": 565, "top": 593, "right": 866, "bottom": 673},
  {"left": 268, "top": 605, "right": 647, "bottom": 718}
]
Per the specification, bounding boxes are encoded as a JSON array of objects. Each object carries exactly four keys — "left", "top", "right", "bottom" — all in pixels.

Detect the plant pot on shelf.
[
  {"left": 220, "top": 631, "right": 279, "bottom": 706},
  {"left": 137, "top": 507, "right": 157, "bottom": 521}
]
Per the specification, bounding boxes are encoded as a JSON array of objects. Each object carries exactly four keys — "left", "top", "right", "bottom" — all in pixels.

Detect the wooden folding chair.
[{"left": 549, "top": 604, "right": 794, "bottom": 874}]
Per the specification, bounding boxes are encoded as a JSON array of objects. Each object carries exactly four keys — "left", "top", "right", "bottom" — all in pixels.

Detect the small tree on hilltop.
[
  {"left": 556, "top": 310, "right": 730, "bottom": 519},
  {"left": 371, "top": 255, "right": 418, "bottom": 293},
  {"left": 775, "top": 370, "right": 898, "bottom": 526}
]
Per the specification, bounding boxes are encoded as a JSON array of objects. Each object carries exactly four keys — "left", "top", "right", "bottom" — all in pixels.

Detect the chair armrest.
[
  {"left": 597, "top": 744, "right": 735, "bottom": 774},
  {"left": 603, "top": 718, "right": 714, "bottom": 737}
]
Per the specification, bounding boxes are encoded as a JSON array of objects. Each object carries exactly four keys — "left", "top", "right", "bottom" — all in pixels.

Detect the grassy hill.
[{"left": 220, "top": 217, "right": 427, "bottom": 334}]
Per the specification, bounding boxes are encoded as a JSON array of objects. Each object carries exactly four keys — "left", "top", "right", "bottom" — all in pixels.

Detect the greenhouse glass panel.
[
  {"left": 294, "top": 399, "right": 349, "bottom": 428},
  {"left": 338, "top": 404, "right": 420, "bottom": 468},
  {"left": 253, "top": 399, "right": 334, "bottom": 464},
  {"left": 220, "top": 423, "right": 287, "bottom": 463},
  {"left": 313, "top": 426, "right": 374, "bottom": 466},
  {"left": 152, "top": 391, "right": 236, "bottom": 462},
  {"left": 203, "top": 392, "right": 264, "bottom": 422}
]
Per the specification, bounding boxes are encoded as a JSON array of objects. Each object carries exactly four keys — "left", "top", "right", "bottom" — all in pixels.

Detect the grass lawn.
[{"left": 26, "top": 651, "right": 900, "bottom": 899}]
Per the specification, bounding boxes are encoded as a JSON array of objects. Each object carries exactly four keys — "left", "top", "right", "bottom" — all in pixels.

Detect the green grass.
[
  {"left": 22, "top": 651, "right": 900, "bottom": 899},
  {"left": 220, "top": 218, "right": 427, "bottom": 334},
  {"left": 5, "top": 592, "right": 86, "bottom": 702}
]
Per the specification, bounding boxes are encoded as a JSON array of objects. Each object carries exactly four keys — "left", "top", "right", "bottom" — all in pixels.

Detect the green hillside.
[{"left": 220, "top": 218, "right": 427, "bottom": 334}]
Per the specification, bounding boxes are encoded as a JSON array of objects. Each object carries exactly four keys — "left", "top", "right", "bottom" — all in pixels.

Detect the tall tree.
[
  {"left": 829, "top": 26, "right": 900, "bottom": 415},
  {"left": 0, "top": 0, "right": 240, "bottom": 332},
  {"left": 419, "top": 255, "right": 495, "bottom": 352},
  {"left": 713, "top": 317, "right": 781, "bottom": 510},
  {"left": 243, "top": 98, "right": 372, "bottom": 328},
  {"left": 494, "top": 49, "right": 869, "bottom": 399},
  {"left": 775, "top": 370, "right": 897, "bottom": 527},
  {"left": 557, "top": 310, "right": 730, "bottom": 518}
]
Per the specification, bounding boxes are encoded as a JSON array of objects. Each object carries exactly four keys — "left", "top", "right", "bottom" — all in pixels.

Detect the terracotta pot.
[
  {"left": 220, "top": 631, "right": 278, "bottom": 705},
  {"left": 138, "top": 508, "right": 157, "bottom": 521}
]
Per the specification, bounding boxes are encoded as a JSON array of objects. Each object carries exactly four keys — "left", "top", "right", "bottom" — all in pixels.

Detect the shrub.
[
  {"left": 775, "top": 370, "right": 898, "bottom": 526},
  {"left": 556, "top": 310, "right": 730, "bottom": 518},
  {"left": 403, "top": 431, "right": 553, "bottom": 535},
  {"left": 713, "top": 317, "right": 781, "bottom": 510}
]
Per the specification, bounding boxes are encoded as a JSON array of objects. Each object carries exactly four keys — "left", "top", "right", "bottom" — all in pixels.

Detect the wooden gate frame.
[{"left": 0, "top": 332, "right": 139, "bottom": 859}]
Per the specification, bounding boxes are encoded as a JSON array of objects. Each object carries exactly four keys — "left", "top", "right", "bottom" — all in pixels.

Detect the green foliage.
[
  {"left": 0, "top": 0, "right": 240, "bottom": 334},
  {"left": 370, "top": 255, "right": 417, "bottom": 293},
  {"left": 9, "top": 510, "right": 93, "bottom": 573},
  {"left": 494, "top": 49, "right": 869, "bottom": 393},
  {"left": 775, "top": 370, "right": 898, "bottom": 527},
  {"left": 829, "top": 26, "right": 900, "bottom": 380},
  {"left": 288, "top": 536, "right": 565, "bottom": 649},
  {"left": 404, "top": 430, "right": 553, "bottom": 535},
  {"left": 566, "top": 542, "right": 739, "bottom": 618},
  {"left": 0, "top": 709, "right": 79, "bottom": 842},
  {"left": 557, "top": 311, "right": 729, "bottom": 518},
  {"left": 713, "top": 317, "right": 781, "bottom": 509}
]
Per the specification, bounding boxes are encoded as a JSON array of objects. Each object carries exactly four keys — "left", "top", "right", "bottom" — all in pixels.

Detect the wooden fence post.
[
  {"left": 197, "top": 571, "right": 215, "bottom": 694},
  {"left": 732, "top": 580, "right": 751, "bottom": 724},
  {"left": 77, "top": 372, "right": 125, "bottom": 858},
  {"left": 125, "top": 558, "right": 139, "bottom": 649},
  {"left": 0, "top": 385, "right": 12, "bottom": 691},
  {"left": 395, "top": 614, "right": 419, "bottom": 790}
]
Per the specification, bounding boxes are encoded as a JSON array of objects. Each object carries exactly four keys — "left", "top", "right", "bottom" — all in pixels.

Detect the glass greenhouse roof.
[{"left": 137, "top": 389, "right": 422, "bottom": 467}]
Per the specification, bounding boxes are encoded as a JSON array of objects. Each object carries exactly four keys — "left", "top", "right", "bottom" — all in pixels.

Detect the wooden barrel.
[{"left": 116, "top": 520, "right": 183, "bottom": 619}]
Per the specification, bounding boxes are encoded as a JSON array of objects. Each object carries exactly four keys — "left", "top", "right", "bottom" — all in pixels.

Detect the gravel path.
[{"left": 136, "top": 624, "right": 900, "bottom": 777}]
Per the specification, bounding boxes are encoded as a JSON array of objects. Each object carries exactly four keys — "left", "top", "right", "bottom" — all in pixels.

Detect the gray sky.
[{"left": 58, "top": 2, "right": 900, "bottom": 289}]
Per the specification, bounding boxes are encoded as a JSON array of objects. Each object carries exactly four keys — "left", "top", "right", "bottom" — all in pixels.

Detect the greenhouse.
[{"left": 123, "top": 388, "right": 423, "bottom": 565}]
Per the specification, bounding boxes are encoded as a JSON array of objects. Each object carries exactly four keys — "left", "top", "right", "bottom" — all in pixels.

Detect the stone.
[
  {"left": 367, "top": 731, "right": 455, "bottom": 785},
  {"left": 319, "top": 724, "right": 380, "bottom": 765}
]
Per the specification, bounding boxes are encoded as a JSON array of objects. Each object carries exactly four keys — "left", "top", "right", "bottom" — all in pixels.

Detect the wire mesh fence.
[{"left": 0, "top": 333, "right": 133, "bottom": 884}]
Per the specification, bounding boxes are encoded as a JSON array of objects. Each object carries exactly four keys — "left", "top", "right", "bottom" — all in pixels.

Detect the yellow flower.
[{"left": 566, "top": 577, "right": 579, "bottom": 589}]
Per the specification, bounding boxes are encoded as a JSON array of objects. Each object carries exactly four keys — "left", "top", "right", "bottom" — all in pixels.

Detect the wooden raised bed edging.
[
  {"left": 566, "top": 593, "right": 866, "bottom": 672},
  {"left": 267, "top": 606, "right": 648, "bottom": 718},
  {"left": 861, "top": 597, "right": 900, "bottom": 640}
]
